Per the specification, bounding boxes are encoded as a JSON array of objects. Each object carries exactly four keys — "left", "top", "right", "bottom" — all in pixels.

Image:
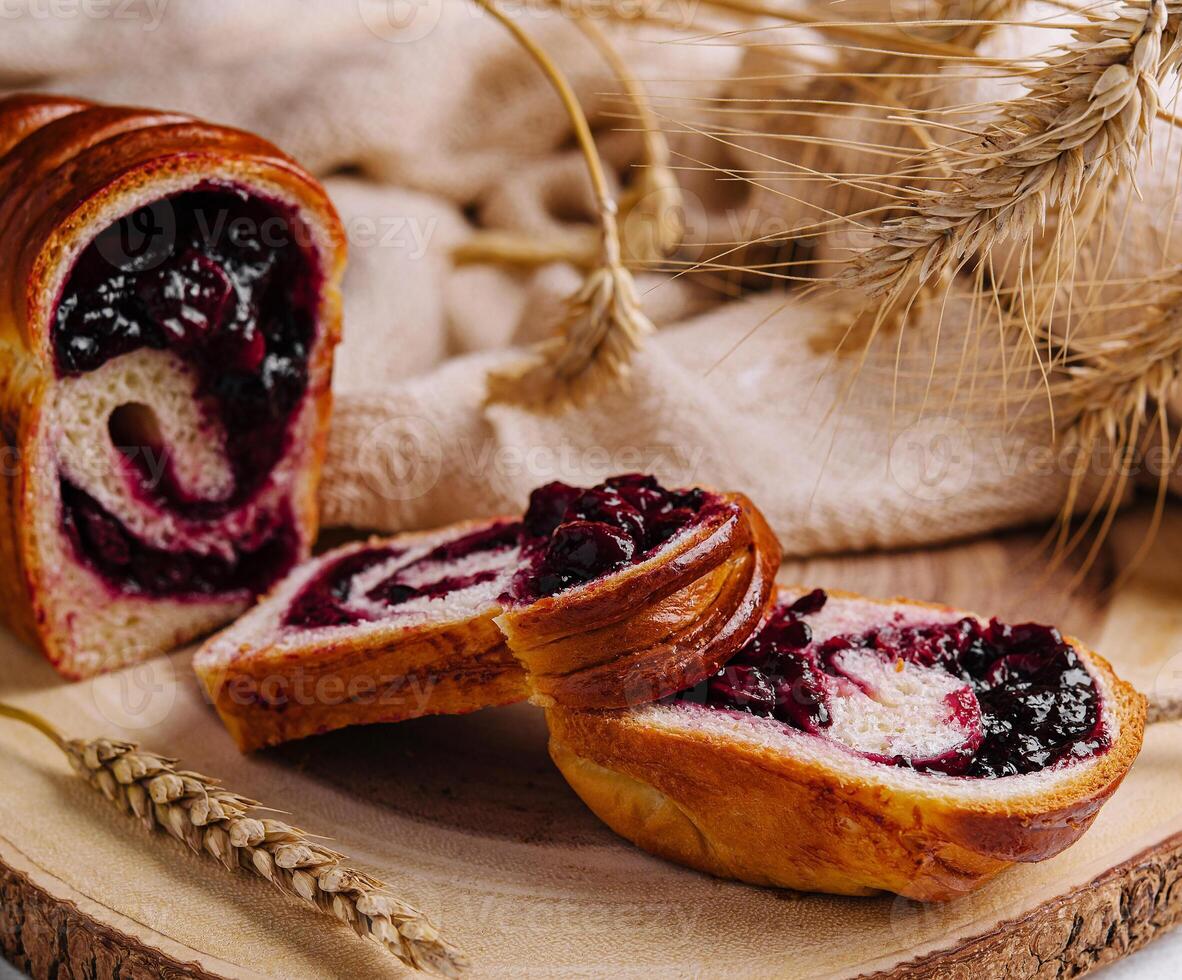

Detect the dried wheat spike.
[
  {"left": 845, "top": 0, "right": 1182, "bottom": 299},
  {"left": 486, "top": 214, "right": 655, "bottom": 409},
  {"left": 475, "top": 0, "right": 657, "bottom": 408},
  {"left": 61, "top": 734, "right": 468, "bottom": 977}
]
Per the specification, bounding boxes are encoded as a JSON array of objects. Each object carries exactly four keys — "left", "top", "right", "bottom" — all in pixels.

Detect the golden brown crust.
[
  {"left": 498, "top": 493, "right": 782, "bottom": 709},
  {"left": 546, "top": 590, "right": 1147, "bottom": 901},
  {"left": 0, "top": 93, "right": 346, "bottom": 678},
  {"left": 202, "top": 614, "right": 528, "bottom": 752}
]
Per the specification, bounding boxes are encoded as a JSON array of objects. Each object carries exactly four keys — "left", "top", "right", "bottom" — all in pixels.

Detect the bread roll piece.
[
  {"left": 194, "top": 474, "right": 781, "bottom": 750},
  {"left": 548, "top": 588, "right": 1146, "bottom": 901},
  {"left": 194, "top": 520, "right": 529, "bottom": 751},
  {"left": 0, "top": 94, "right": 345, "bottom": 678}
]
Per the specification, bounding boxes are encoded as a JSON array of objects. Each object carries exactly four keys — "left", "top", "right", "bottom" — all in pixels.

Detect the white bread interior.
[
  {"left": 825, "top": 645, "right": 981, "bottom": 763},
  {"left": 194, "top": 522, "right": 521, "bottom": 675},
  {"left": 26, "top": 169, "right": 337, "bottom": 678}
]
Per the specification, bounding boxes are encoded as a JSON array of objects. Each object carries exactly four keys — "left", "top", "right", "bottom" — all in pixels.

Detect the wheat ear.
[
  {"left": 0, "top": 702, "right": 467, "bottom": 977},
  {"left": 843, "top": 0, "right": 1182, "bottom": 300},
  {"left": 472, "top": 0, "right": 655, "bottom": 409}
]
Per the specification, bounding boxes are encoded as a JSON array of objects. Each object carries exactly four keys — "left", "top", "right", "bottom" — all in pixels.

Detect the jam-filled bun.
[{"left": 547, "top": 588, "right": 1147, "bottom": 901}]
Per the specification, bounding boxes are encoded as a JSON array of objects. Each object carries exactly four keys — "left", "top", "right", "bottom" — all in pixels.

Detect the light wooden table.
[{"left": 2, "top": 508, "right": 1182, "bottom": 978}]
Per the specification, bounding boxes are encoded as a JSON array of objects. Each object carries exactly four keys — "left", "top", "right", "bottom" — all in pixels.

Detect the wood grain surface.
[{"left": 1, "top": 508, "right": 1181, "bottom": 979}]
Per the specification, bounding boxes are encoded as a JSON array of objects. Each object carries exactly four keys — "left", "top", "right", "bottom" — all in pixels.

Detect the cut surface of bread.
[
  {"left": 547, "top": 588, "right": 1146, "bottom": 901},
  {"left": 194, "top": 474, "right": 781, "bottom": 750},
  {"left": 0, "top": 93, "right": 345, "bottom": 678},
  {"left": 194, "top": 521, "right": 528, "bottom": 751}
]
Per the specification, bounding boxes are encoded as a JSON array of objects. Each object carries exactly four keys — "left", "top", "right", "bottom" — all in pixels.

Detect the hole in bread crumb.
[{"left": 109, "top": 402, "right": 163, "bottom": 459}]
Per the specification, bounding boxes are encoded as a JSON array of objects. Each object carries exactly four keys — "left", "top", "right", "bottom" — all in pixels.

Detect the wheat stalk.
[
  {"left": 843, "top": 0, "right": 1182, "bottom": 300},
  {"left": 453, "top": 13, "right": 683, "bottom": 271},
  {"left": 574, "top": 15, "right": 685, "bottom": 263},
  {"left": 471, "top": 0, "right": 656, "bottom": 408},
  {"left": 0, "top": 702, "right": 468, "bottom": 977},
  {"left": 554, "top": 0, "right": 983, "bottom": 59}
]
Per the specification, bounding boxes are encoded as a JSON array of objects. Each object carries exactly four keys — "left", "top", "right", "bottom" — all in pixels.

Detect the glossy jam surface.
[
  {"left": 284, "top": 521, "right": 523, "bottom": 629},
  {"left": 514, "top": 474, "right": 720, "bottom": 600},
  {"left": 283, "top": 474, "right": 721, "bottom": 625},
  {"left": 54, "top": 185, "right": 318, "bottom": 511},
  {"left": 679, "top": 590, "right": 1107, "bottom": 778},
  {"left": 61, "top": 482, "right": 298, "bottom": 598},
  {"left": 53, "top": 185, "right": 319, "bottom": 598}
]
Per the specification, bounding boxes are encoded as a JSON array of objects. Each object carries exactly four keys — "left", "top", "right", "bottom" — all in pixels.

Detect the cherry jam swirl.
[
  {"left": 53, "top": 185, "right": 320, "bottom": 598},
  {"left": 284, "top": 521, "right": 522, "bottom": 629},
  {"left": 284, "top": 474, "right": 723, "bottom": 625},
  {"left": 60, "top": 483, "right": 298, "bottom": 598},
  {"left": 673, "top": 591, "right": 1108, "bottom": 778}
]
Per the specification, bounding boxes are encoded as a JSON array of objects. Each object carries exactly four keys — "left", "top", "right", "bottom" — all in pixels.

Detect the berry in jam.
[
  {"left": 523, "top": 482, "right": 582, "bottom": 537},
  {"left": 530, "top": 520, "right": 636, "bottom": 596},
  {"left": 515, "top": 474, "right": 722, "bottom": 599}
]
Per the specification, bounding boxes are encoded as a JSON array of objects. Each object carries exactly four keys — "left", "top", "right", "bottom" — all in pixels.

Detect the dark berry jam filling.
[
  {"left": 675, "top": 590, "right": 1108, "bottom": 779},
  {"left": 284, "top": 521, "right": 523, "bottom": 630},
  {"left": 61, "top": 482, "right": 298, "bottom": 598},
  {"left": 54, "top": 184, "right": 319, "bottom": 516},
  {"left": 283, "top": 547, "right": 395, "bottom": 629},
  {"left": 512, "top": 474, "right": 721, "bottom": 600}
]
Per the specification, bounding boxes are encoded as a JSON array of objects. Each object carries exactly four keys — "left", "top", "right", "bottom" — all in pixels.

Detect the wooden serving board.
[{"left": 3, "top": 508, "right": 1182, "bottom": 979}]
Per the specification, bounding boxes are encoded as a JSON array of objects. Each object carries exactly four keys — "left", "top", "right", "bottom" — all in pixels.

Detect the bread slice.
[
  {"left": 0, "top": 94, "right": 345, "bottom": 678},
  {"left": 546, "top": 588, "right": 1146, "bottom": 901},
  {"left": 194, "top": 475, "right": 781, "bottom": 750},
  {"left": 194, "top": 521, "right": 528, "bottom": 751}
]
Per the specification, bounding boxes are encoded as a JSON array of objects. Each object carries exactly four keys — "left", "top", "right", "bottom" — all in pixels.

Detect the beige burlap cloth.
[{"left": 1, "top": 0, "right": 1163, "bottom": 555}]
